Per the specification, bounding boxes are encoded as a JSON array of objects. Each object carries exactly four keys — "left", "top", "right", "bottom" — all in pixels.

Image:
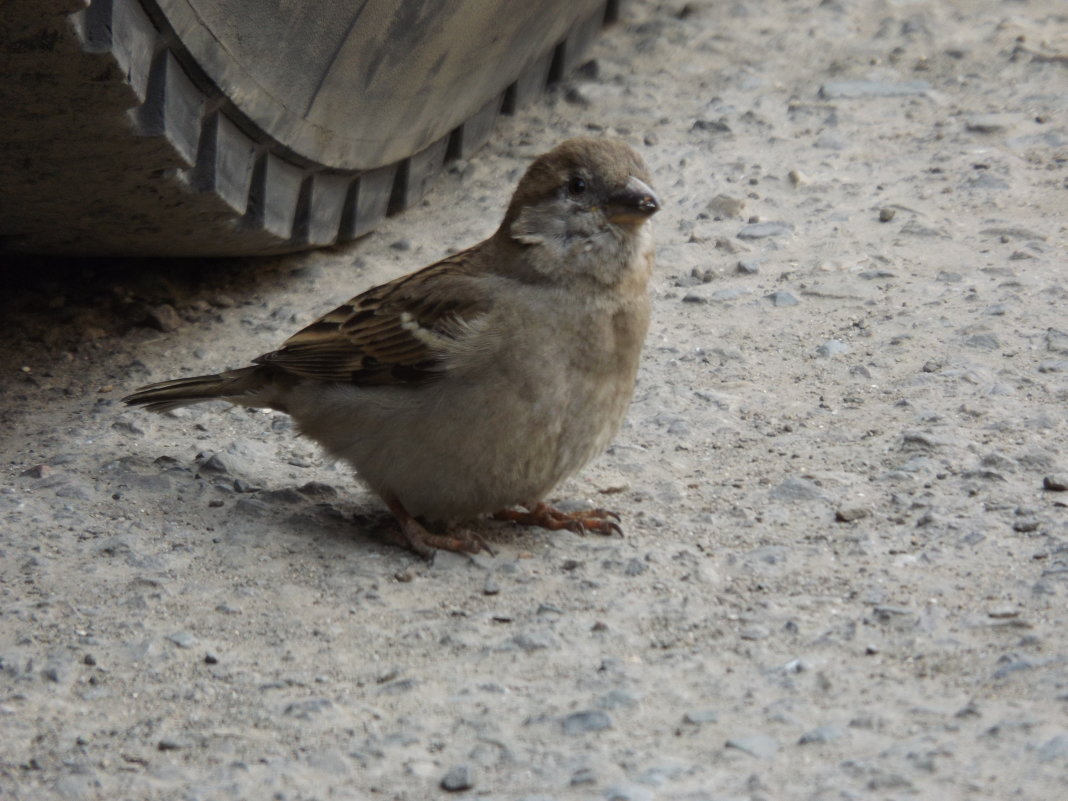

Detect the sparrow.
[{"left": 124, "top": 137, "right": 660, "bottom": 557}]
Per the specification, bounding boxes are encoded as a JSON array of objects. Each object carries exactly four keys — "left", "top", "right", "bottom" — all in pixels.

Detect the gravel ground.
[{"left": 3, "top": 1, "right": 1067, "bottom": 799}]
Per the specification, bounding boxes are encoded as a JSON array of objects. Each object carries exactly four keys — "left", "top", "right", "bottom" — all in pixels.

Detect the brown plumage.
[{"left": 124, "top": 137, "right": 660, "bottom": 557}]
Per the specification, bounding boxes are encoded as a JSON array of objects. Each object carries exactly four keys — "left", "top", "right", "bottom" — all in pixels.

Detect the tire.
[{"left": 0, "top": 0, "right": 619, "bottom": 256}]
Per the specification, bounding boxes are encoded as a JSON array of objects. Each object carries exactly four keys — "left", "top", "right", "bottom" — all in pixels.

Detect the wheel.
[{"left": 0, "top": 0, "right": 619, "bottom": 256}]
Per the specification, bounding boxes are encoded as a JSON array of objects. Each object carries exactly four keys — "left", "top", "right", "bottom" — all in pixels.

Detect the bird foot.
[
  {"left": 492, "top": 502, "right": 623, "bottom": 537},
  {"left": 383, "top": 495, "right": 494, "bottom": 559}
]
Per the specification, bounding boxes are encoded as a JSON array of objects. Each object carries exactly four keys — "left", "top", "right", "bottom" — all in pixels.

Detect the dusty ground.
[{"left": 2, "top": 1, "right": 1067, "bottom": 799}]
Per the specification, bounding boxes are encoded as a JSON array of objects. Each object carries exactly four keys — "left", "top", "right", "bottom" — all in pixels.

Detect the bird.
[{"left": 124, "top": 137, "right": 660, "bottom": 557}]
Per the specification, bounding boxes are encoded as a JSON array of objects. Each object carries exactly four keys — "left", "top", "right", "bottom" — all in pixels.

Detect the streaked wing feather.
[{"left": 253, "top": 249, "right": 488, "bottom": 385}]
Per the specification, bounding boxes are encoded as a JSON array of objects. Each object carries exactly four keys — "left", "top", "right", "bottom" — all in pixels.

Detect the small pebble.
[
  {"left": 166, "top": 631, "right": 197, "bottom": 649},
  {"left": 146, "top": 304, "right": 182, "bottom": 333},
  {"left": 683, "top": 709, "right": 719, "bottom": 725},
  {"left": 1046, "top": 329, "right": 1068, "bottom": 355},
  {"left": 1042, "top": 475, "right": 1068, "bottom": 492},
  {"left": 818, "top": 79, "right": 931, "bottom": 98},
  {"left": 879, "top": 208, "right": 896, "bottom": 222},
  {"left": 816, "top": 339, "right": 849, "bottom": 357},
  {"left": 1037, "top": 735, "right": 1068, "bottom": 763},
  {"left": 738, "top": 221, "right": 794, "bottom": 240},
  {"left": 965, "top": 114, "right": 1013, "bottom": 134},
  {"left": 604, "top": 784, "right": 654, "bottom": 801},
  {"left": 725, "top": 733, "right": 779, "bottom": 759},
  {"left": 692, "top": 118, "right": 731, "bottom": 134},
  {"left": 210, "top": 293, "right": 236, "bottom": 308},
  {"left": 570, "top": 768, "right": 597, "bottom": 786},
  {"left": 765, "top": 290, "right": 800, "bottom": 307},
  {"left": 799, "top": 724, "right": 845, "bottom": 745},
  {"left": 706, "top": 194, "right": 746, "bottom": 218},
  {"left": 440, "top": 764, "right": 474, "bottom": 792},
  {"left": 562, "top": 710, "right": 612, "bottom": 735},
  {"left": 196, "top": 453, "right": 231, "bottom": 475},
  {"left": 836, "top": 507, "right": 870, "bottom": 522}
]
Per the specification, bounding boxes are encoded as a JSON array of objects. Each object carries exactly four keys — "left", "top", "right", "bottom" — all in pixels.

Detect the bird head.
[{"left": 504, "top": 137, "right": 660, "bottom": 285}]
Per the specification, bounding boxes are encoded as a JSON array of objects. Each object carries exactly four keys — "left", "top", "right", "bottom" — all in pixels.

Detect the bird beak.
[{"left": 605, "top": 176, "right": 661, "bottom": 226}]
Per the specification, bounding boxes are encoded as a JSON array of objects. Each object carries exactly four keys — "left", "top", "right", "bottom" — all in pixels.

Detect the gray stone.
[
  {"left": 562, "top": 710, "right": 612, "bottom": 735},
  {"left": 1042, "top": 475, "right": 1068, "bottom": 492},
  {"left": 604, "top": 784, "right": 654, "bottom": 801},
  {"left": 982, "top": 226, "right": 1047, "bottom": 241},
  {"left": 157, "top": 737, "right": 190, "bottom": 751},
  {"left": 53, "top": 773, "right": 98, "bottom": 801},
  {"left": 195, "top": 453, "right": 231, "bottom": 475},
  {"left": 706, "top": 194, "right": 746, "bottom": 218},
  {"left": 146, "top": 303, "right": 182, "bottom": 333},
  {"left": 377, "top": 677, "right": 419, "bottom": 694},
  {"left": 739, "top": 625, "right": 768, "bottom": 640},
  {"left": 710, "top": 287, "right": 748, "bottom": 302},
  {"left": 738, "top": 221, "right": 794, "bottom": 239},
  {"left": 683, "top": 709, "right": 719, "bottom": 724},
  {"left": 42, "top": 654, "right": 75, "bottom": 685},
  {"left": 967, "top": 172, "right": 1010, "bottom": 190},
  {"left": 836, "top": 506, "right": 870, "bottom": 522},
  {"left": 901, "top": 220, "right": 949, "bottom": 238},
  {"left": 737, "top": 257, "right": 762, "bottom": 274},
  {"left": 692, "top": 118, "right": 731, "bottom": 134},
  {"left": 819, "top": 79, "right": 930, "bottom": 99},
  {"left": 571, "top": 768, "right": 597, "bottom": 785},
  {"left": 283, "top": 697, "right": 334, "bottom": 718},
  {"left": 965, "top": 333, "right": 1000, "bottom": 350},
  {"left": 166, "top": 631, "right": 197, "bottom": 649},
  {"left": 770, "top": 476, "right": 826, "bottom": 503},
  {"left": 814, "top": 133, "right": 848, "bottom": 150},
  {"left": 799, "top": 724, "right": 845, "bottom": 744},
  {"left": 258, "top": 488, "right": 303, "bottom": 504},
  {"left": 597, "top": 689, "right": 639, "bottom": 709},
  {"left": 297, "top": 481, "right": 338, "bottom": 498},
  {"left": 1046, "top": 328, "right": 1068, "bottom": 355},
  {"left": 512, "top": 631, "right": 555, "bottom": 652},
  {"left": 1037, "top": 734, "right": 1068, "bottom": 763},
  {"left": 816, "top": 339, "right": 849, "bottom": 357},
  {"left": 440, "top": 764, "right": 474, "bottom": 792},
  {"left": 725, "top": 733, "right": 779, "bottom": 759},
  {"left": 765, "top": 290, "right": 800, "bottom": 307},
  {"left": 20, "top": 464, "right": 53, "bottom": 479}
]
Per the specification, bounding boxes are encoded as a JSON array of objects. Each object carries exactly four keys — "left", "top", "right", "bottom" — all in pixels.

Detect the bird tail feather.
[{"left": 122, "top": 367, "right": 267, "bottom": 413}]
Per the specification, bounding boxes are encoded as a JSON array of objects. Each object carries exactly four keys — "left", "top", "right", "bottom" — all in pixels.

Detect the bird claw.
[
  {"left": 383, "top": 495, "right": 495, "bottom": 559},
  {"left": 385, "top": 522, "right": 495, "bottom": 560},
  {"left": 492, "top": 502, "right": 624, "bottom": 538}
]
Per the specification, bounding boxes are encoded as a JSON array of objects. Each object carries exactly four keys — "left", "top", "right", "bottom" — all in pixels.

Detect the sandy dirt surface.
[{"left": 2, "top": 1, "right": 1067, "bottom": 798}]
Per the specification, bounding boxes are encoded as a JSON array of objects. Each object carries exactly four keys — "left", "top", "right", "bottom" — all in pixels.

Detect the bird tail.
[{"left": 122, "top": 366, "right": 270, "bottom": 413}]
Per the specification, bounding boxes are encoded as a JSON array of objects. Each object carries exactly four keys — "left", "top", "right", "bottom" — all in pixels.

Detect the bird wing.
[{"left": 254, "top": 248, "right": 492, "bottom": 386}]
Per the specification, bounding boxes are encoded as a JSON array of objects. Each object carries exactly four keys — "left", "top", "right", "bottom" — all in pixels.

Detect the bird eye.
[{"left": 567, "top": 175, "right": 587, "bottom": 195}]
